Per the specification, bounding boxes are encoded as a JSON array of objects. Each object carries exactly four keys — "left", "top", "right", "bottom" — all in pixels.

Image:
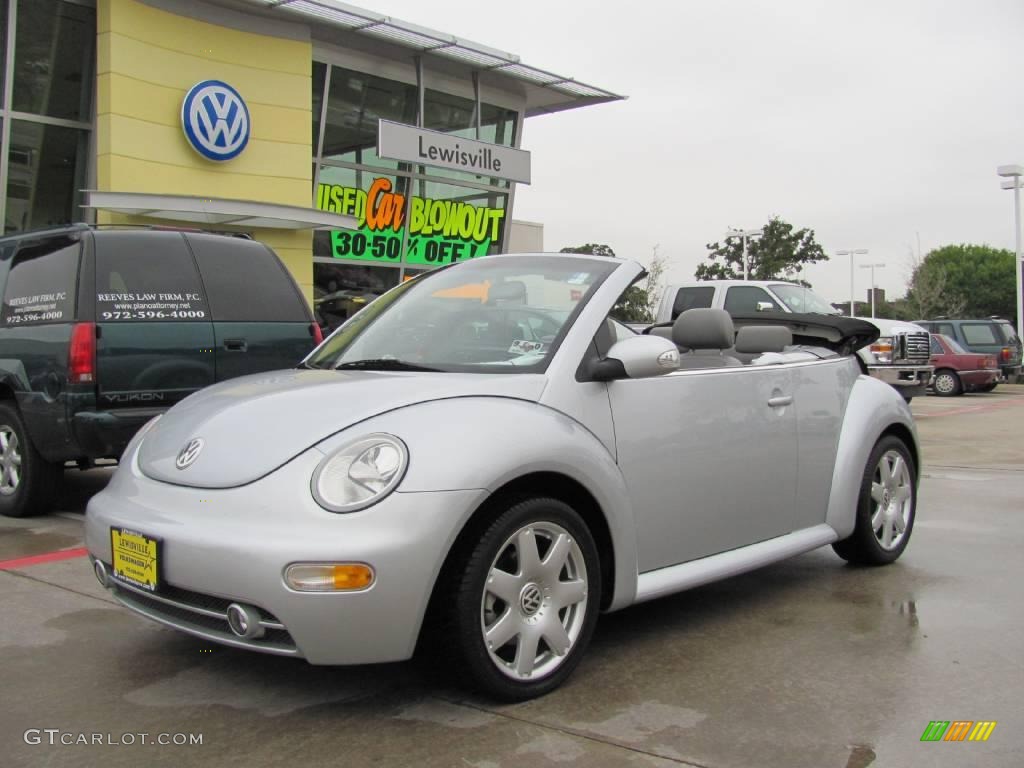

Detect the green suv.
[
  {"left": 0, "top": 226, "right": 322, "bottom": 517},
  {"left": 913, "top": 317, "right": 1022, "bottom": 386}
]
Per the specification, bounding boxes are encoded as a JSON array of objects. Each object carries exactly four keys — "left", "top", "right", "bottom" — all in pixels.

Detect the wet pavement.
[{"left": 2, "top": 387, "right": 1023, "bottom": 767}]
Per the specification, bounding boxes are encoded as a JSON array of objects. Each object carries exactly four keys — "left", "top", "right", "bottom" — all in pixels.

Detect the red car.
[{"left": 928, "top": 334, "right": 999, "bottom": 396}]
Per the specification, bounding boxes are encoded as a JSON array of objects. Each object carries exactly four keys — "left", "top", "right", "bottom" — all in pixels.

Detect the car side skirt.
[{"left": 633, "top": 523, "right": 838, "bottom": 604}]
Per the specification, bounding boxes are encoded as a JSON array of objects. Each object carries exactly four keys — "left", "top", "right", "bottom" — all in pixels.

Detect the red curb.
[{"left": 0, "top": 546, "right": 89, "bottom": 570}]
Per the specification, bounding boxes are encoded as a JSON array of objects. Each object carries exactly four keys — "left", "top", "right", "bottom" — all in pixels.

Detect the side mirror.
[
  {"left": 591, "top": 335, "right": 680, "bottom": 381},
  {"left": 756, "top": 301, "right": 775, "bottom": 312}
]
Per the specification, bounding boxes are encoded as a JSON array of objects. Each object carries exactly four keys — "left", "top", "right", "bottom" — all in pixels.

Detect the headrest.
[
  {"left": 672, "top": 308, "right": 735, "bottom": 350},
  {"left": 734, "top": 325, "right": 793, "bottom": 354}
]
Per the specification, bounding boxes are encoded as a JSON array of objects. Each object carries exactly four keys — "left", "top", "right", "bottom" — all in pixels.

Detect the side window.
[
  {"left": 186, "top": 235, "right": 309, "bottom": 322},
  {"left": 723, "top": 286, "right": 781, "bottom": 314},
  {"left": 95, "top": 232, "right": 209, "bottom": 322},
  {"left": 671, "top": 287, "right": 714, "bottom": 319},
  {"left": 929, "top": 336, "right": 942, "bottom": 355},
  {"left": 936, "top": 322, "right": 955, "bottom": 338},
  {"left": 960, "top": 323, "right": 998, "bottom": 345},
  {"left": 1, "top": 236, "right": 80, "bottom": 326}
]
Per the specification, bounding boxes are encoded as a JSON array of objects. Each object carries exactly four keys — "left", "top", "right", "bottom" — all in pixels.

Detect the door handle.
[
  {"left": 223, "top": 338, "right": 247, "bottom": 352},
  {"left": 767, "top": 395, "right": 793, "bottom": 407}
]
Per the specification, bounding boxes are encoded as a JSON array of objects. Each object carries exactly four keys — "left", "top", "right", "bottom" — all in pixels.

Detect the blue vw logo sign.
[{"left": 181, "top": 80, "right": 251, "bottom": 162}]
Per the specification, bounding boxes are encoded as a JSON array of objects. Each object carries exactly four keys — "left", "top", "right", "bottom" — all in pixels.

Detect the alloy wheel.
[
  {"left": 870, "top": 449, "right": 913, "bottom": 550},
  {"left": 480, "top": 522, "right": 589, "bottom": 680},
  {"left": 0, "top": 426, "right": 22, "bottom": 496},
  {"left": 933, "top": 372, "right": 958, "bottom": 395}
]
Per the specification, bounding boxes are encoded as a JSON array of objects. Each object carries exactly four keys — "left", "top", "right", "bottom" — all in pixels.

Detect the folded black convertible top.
[{"left": 729, "top": 312, "right": 880, "bottom": 356}]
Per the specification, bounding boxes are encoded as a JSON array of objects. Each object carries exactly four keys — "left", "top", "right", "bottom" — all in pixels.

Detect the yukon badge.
[{"left": 175, "top": 438, "right": 205, "bottom": 470}]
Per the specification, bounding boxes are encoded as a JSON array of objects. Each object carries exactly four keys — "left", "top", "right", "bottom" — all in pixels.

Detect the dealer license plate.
[{"left": 110, "top": 527, "right": 161, "bottom": 592}]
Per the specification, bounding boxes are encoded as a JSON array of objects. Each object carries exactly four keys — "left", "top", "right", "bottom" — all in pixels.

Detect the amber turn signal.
[{"left": 284, "top": 563, "right": 375, "bottom": 592}]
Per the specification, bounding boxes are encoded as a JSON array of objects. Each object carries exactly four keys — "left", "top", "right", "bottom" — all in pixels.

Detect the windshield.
[
  {"left": 769, "top": 284, "right": 840, "bottom": 315},
  {"left": 305, "top": 255, "right": 616, "bottom": 373}
]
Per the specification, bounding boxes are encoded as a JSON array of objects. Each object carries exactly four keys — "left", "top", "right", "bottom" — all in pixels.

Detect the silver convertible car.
[{"left": 85, "top": 253, "right": 919, "bottom": 700}]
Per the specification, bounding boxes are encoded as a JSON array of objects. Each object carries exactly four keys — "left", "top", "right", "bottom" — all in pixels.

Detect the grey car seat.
[
  {"left": 733, "top": 325, "right": 793, "bottom": 364},
  {"left": 673, "top": 309, "right": 742, "bottom": 368}
]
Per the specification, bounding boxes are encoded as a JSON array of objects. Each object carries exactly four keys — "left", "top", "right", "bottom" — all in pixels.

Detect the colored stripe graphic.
[
  {"left": 0, "top": 547, "right": 89, "bottom": 570},
  {"left": 921, "top": 721, "right": 949, "bottom": 742},
  {"left": 969, "top": 722, "right": 997, "bottom": 742},
  {"left": 944, "top": 721, "right": 973, "bottom": 742}
]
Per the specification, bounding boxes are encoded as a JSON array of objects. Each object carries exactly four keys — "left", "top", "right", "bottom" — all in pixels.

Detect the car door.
[
  {"left": 608, "top": 362, "right": 799, "bottom": 572},
  {"left": 185, "top": 234, "right": 317, "bottom": 381},
  {"left": 93, "top": 232, "right": 216, "bottom": 409}
]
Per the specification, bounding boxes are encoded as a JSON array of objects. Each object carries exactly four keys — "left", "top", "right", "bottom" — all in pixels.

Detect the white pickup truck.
[{"left": 653, "top": 280, "right": 933, "bottom": 400}]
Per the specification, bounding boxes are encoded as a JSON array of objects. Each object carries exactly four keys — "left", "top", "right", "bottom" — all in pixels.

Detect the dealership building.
[{"left": 0, "top": 0, "right": 621, "bottom": 327}]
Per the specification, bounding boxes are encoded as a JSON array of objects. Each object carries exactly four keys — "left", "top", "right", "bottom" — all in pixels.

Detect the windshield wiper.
[{"left": 334, "top": 358, "right": 443, "bottom": 372}]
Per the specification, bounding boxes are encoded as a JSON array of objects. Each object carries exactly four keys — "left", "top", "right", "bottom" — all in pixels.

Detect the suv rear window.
[
  {"left": 671, "top": 286, "right": 714, "bottom": 319},
  {"left": 95, "top": 232, "right": 209, "bottom": 322},
  {"left": 995, "top": 321, "right": 1019, "bottom": 344},
  {"left": 960, "top": 323, "right": 999, "bottom": 345},
  {"left": 185, "top": 234, "right": 308, "bottom": 322},
  {"left": 1, "top": 236, "right": 81, "bottom": 326}
]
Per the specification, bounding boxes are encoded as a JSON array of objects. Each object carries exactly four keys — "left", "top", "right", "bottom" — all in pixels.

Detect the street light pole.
[
  {"left": 725, "top": 227, "right": 762, "bottom": 281},
  {"left": 836, "top": 248, "right": 868, "bottom": 316},
  {"left": 997, "top": 165, "right": 1023, "bottom": 348},
  {"left": 859, "top": 263, "right": 886, "bottom": 318}
]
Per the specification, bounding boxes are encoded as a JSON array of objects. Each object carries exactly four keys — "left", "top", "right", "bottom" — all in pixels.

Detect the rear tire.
[
  {"left": 932, "top": 369, "right": 961, "bottom": 397},
  {"left": 832, "top": 435, "right": 916, "bottom": 566},
  {"left": 0, "top": 403, "right": 61, "bottom": 518},
  {"left": 444, "top": 497, "right": 601, "bottom": 701}
]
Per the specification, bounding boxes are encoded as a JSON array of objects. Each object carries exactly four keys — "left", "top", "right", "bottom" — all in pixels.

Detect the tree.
[
  {"left": 695, "top": 216, "right": 828, "bottom": 283},
  {"left": 905, "top": 244, "right": 1013, "bottom": 321},
  {"left": 560, "top": 243, "right": 667, "bottom": 323}
]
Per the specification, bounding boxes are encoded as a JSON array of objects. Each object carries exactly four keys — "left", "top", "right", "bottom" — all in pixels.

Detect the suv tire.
[{"left": 0, "top": 403, "right": 61, "bottom": 518}]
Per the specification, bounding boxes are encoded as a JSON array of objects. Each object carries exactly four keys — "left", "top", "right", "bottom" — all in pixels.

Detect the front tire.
[
  {"left": 0, "top": 403, "right": 61, "bottom": 518},
  {"left": 832, "top": 435, "right": 916, "bottom": 565},
  {"left": 932, "top": 369, "right": 962, "bottom": 396},
  {"left": 446, "top": 497, "right": 601, "bottom": 701}
]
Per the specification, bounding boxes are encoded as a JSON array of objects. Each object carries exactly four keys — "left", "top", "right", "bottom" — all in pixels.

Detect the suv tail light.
[
  {"left": 69, "top": 322, "right": 96, "bottom": 383},
  {"left": 310, "top": 323, "right": 324, "bottom": 346},
  {"left": 1001, "top": 347, "right": 1011, "bottom": 362}
]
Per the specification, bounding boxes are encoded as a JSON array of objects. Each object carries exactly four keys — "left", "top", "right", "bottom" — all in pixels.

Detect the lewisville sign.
[{"left": 377, "top": 120, "right": 531, "bottom": 185}]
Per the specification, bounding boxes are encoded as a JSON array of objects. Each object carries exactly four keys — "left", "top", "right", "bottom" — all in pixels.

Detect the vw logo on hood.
[
  {"left": 175, "top": 438, "right": 205, "bottom": 470},
  {"left": 181, "top": 80, "right": 250, "bottom": 161}
]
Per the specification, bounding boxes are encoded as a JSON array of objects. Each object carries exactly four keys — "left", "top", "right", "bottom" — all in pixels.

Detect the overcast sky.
[{"left": 371, "top": 0, "right": 1024, "bottom": 302}]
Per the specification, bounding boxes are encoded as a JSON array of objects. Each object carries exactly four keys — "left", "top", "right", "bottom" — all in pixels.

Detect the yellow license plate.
[{"left": 110, "top": 528, "right": 160, "bottom": 592}]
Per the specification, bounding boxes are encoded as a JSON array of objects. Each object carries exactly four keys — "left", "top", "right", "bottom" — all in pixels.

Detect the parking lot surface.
[{"left": 2, "top": 387, "right": 1023, "bottom": 768}]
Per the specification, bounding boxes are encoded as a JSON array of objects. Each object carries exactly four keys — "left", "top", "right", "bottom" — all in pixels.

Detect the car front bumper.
[
  {"left": 85, "top": 447, "right": 487, "bottom": 665},
  {"left": 866, "top": 364, "right": 933, "bottom": 397}
]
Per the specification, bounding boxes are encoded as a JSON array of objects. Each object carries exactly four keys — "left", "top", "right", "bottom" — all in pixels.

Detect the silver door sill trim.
[{"left": 634, "top": 524, "right": 838, "bottom": 604}]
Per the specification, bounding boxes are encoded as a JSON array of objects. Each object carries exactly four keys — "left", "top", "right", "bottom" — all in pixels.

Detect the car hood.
[{"left": 137, "top": 369, "right": 547, "bottom": 488}]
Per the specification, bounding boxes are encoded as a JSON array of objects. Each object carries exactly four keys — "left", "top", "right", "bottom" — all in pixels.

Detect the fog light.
[
  {"left": 226, "top": 603, "right": 265, "bottom": 640},
  {"left": 93, "top": 558, "right": 109, "bottom": 588},
  {"left": 284, "top": 563, "right": 375, "bottom": 592}
]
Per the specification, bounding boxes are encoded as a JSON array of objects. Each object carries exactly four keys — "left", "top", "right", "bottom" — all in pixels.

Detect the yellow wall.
[{"left": 96, "top": 0, "right": 313, "bottom": 299}]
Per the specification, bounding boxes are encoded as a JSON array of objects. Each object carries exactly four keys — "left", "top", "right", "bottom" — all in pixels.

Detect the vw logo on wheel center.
[
  {"left": 181, "top": 80, "right": 250, "bottom": 161},
  {"left": 175, "top": 438, "right": 205, "bottom": 470}
]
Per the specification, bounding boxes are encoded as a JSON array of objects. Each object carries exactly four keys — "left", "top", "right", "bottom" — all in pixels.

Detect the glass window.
[
  {"left": 961, "top": 323, "right": 998, "bottom": 345},
  {"left": 929, "top": 335, "right": 942, "bottom": 355},
  {"left": 314, "top": 260, "right": 400, "bottom": 332},
  {"left": 723, "top": 286, "right": 782, "bottom": 314},
  {"left": 995, "top": 320, "right": 1018, "bottom": 344},
  {"left": 95, "top": 232, "right": 210, "bottom": 322},
  {"left": 423, "top": 89, "right": 474, "bottom": 135},
  {"left": 185, "top": 234, "right": 308, "bottom": 322},
  {"left": 1, "top": 234, "right": 81, "bottom": 326},
  {"left": 769, "top": 284, "right": 838, "bottom": 314},
  {"left": 406, "top": 178, "right": 507, "bottom": 263},
  {"left": 671, "top": 286, "right": 714, "bottom": 318},
  {"left": 306, "top": 255, "right": 616, "bottom": 373},
  {"left": 5, "top": 120, "right": 90, "bottom": 234},
  {"left": 321, "top": 66, "right": 417, "bottom": 168},
  {"left": 936, "top": 322, "right": 955, "bottom": 338},
  {"left": 312, "top": 61, "right": 327, "bottom": 153},
  {"left": 13, "top": 0, "right": 95, "bottom": 121},
  {"left": 0, "top": 0, "right": 7, "bottom": 103},
  {"left": 316, "top": 169, "right": 409, "bottom": 266}
]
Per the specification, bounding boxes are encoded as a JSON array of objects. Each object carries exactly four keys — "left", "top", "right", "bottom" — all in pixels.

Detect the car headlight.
[{"left": 311, "top": 433, "right": 408, "bottom": 513}]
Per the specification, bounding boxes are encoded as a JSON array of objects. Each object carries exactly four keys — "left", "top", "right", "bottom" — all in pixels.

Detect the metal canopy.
[
  {"left": 245, "top": 0, "right": 626, "bottom": 114},
  {"left": 83, "top": 191, "right": 359, "bottom": 231}
]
